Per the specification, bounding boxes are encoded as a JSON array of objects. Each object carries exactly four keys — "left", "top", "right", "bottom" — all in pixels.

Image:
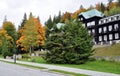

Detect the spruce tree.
[{"left": 45, "top": 20, "right": 93, "bottom": 64}]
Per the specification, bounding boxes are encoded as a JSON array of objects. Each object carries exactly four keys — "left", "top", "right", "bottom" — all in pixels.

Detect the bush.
[
  {"left": 2, "top": 51, "right": 13, "bottom": 58},
  {"left": 22, "top": 54, "right": 31, "bottom": 59}
]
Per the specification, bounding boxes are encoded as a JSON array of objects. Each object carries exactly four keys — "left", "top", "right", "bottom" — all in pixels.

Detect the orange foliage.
[
  {"left": 16, "top": 17, "right": 46, "bottom": 51},
  {"left": 61, "top": 12, "right": 71, "bottom": 23},
  {"left": 109, "top": 2, "right": 117, "bottom": 9},
  {"left": 71, "top": 8, "right": 86, "bottom": 19},
  {"left": 34, "top": 18, "right": 46, "bottom": 46},
  {"left": 95, "top": 3, "right": 101, "bottom": 11}
]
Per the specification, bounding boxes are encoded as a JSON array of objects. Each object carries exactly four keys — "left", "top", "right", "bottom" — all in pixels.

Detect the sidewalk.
[{"left": 0, "top": 58, "right": 120, "bottom": 76}]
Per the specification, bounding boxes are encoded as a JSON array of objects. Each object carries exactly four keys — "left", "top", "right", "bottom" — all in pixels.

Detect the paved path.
[
  {"left": 0, "top": 58, "right": 120, "bottom": 76},
  {"left": 0, "top": 61, "right": 66, "bottom": 76}
]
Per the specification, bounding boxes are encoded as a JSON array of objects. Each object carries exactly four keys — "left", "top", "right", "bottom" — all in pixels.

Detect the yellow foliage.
[
  {"left": 16, "top": 17, "right": 46, "bottom": 51},
  {"left": 0, "top": 29, "right": 13, "bottom": 47}
]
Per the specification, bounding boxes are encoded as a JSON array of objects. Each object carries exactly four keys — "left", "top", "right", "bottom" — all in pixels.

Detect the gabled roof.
[{"left": 79, "top": 9, "right": 104, "bottom": 19}]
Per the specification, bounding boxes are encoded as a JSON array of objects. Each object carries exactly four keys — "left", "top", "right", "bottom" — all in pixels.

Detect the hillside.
[{"left": 93, "top": 43, "right": 120, "bottom": 57}]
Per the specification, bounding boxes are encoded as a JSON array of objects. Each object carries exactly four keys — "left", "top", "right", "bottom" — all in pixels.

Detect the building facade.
[{"left": 79, "top": 9, "right": 120, "bottom": 45}]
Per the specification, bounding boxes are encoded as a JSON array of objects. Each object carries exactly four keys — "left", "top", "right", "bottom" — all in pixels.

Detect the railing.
[{"left": 99, "top": 14, "right": 120, "bottom": 25}]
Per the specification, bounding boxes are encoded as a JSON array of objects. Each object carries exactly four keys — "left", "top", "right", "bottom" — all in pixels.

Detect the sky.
[{"left": 0, "top": 0, "right": 116, "bottom": 29}]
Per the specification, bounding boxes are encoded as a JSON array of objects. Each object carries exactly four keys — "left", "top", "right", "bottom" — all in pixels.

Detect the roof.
[
  {"left": 56, "top": 23, "right": 65, "bottom": 29},
  {"left": 79, "top": 9, "right": 104, "bottom": 19}
]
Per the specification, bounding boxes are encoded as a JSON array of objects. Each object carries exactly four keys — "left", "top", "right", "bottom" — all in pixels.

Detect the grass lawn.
[
  {"left": 20, "top": 56, "right": 46, "bottom": 63},
  {"left": 51, "top": 70, "right": 88, "bottom": 76},
  {"left": 20, "top": 56, "right": 120, "bottom": 74},
  {"left": 56, "top": 60, "right": 120, "bottom": 74}
]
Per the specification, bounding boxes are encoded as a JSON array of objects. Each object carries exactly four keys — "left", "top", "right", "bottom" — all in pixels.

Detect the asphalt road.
[{"left": 0, "top": 61, "right": 66, "bottom": 76}]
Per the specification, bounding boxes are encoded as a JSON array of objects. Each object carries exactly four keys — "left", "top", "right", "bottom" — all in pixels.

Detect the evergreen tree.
[
  {"left": 101, "top": 3, "right": 106, "bottom": 13},
  {"left": 44, "top": 20, "right": 93, "bottom": 64},
  {"left": 2, "top": 37, "right": 11, "bottom": 58},
  {"left": 20, "top": 13, "right": 27, "bottom": 29}
]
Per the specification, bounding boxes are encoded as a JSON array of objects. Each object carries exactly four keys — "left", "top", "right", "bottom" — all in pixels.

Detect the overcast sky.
[{"left": 0, "top": 0, "right": 116, "bottom": 29}]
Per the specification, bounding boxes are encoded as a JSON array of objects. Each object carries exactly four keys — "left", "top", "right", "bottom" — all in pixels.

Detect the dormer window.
[{"left": 81, "top": 18, "right": 83, "bottom": 20}]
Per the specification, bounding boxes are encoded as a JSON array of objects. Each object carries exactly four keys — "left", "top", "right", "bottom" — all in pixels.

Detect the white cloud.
[{"left": 0, "top": 0, "right": 111, "bottom": 29}]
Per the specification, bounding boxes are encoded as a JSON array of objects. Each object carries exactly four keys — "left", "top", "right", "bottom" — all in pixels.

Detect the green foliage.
[
  {"left": 2, "top": 37, "right": 12, "bottom": 58},
  {"left": 45, "top": 11, "right": 62, "bottom": 38},
  {"left": 44, "top": 20, "right": 93, "bottom": 64},
  {"left": 58, "top": 60, "right": 120, "bottom": 74},
  {"left": 104, "top": 6, "right": 120, "bottom": 16},
  {"left": 20, "top": 13, "right": 27, "bottom": 29},
  {"left": 3, "top": 21, "right": 16, "bottom": 40},
  {"left": 109, "top": 6, "right": 120, "bottom": 15},
  {"left": 100, "top": 3, "right": 106, "bottom": 13}
]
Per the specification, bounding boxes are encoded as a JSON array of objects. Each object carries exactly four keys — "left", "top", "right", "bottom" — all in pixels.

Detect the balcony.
[{"left": 99, "top": 14, "right": 120, "bottom": 25}]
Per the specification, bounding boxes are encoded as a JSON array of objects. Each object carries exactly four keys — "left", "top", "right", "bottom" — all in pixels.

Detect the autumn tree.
[
  {"left": 0, "top": 29, "right": 13, "bottom": 57},
  {"left": 72, "top": 5, "right": 86, "bottom": 19},
  {"left": 96, "top": 3, "right": 106, "bottom": 13},
  {"left": 17, "top": 13, "right": 45, "bottom": 54},
  {"left": 17, "top": 13, "right": 28, "bottom": 53},
  {"left": 61, "top": 12, "right": 71, "bottom": 23},
  {"left": 2, "top": 21, "right": 17, "bottom": 54}
]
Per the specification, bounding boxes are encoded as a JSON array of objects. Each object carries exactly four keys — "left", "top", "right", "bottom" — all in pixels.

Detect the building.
[{"left": 78, "top": 9, "right": 120, "bottom": 45}]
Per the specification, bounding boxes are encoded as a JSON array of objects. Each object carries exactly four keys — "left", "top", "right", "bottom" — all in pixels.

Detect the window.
[
  {"left": 99, "top": 21, "right": 101, "bottom": 24},
  {"left": 87, "top": 22, "right": 90, "bottom": 27},
  {"left": 81, "top": 18, "right": 83, "bottom": 20},
  {"left": 103, "top": 19, "right": 106, "bottom": 23},
  {"left": 104, "top": 35, "right": 107, "bottom": 41},
  {"left": 109, "top": 34, "right": 113, "bottom": 40},
  {"left": 99, "top": 36, "right": 102, "bottom": 41},
  {"left": 87, "top": 21, "right": 95, "bottom": 27},
  {"left": 92, "top": 29, "right": 95, "bottom": 34},
  {"left": 103, "top": 27, "right": 107, "bottom": 33},
  {"left": 91, "top": 21, "right": 95, "bottom": 25},
  {"left": 115, "top": 33, "right": 119, "bottom": 39},
  {"left": 109, "top": 25, "right": 112, "bottom": 31},
  {"left": 114, "top": 24, "right": 118, "bottom": 30},
  {"left": 99, "top": 28, "right": 102, "bottom": 33},
  {"left": 108, "top": 18, "right": 111, "bottom": 22}
]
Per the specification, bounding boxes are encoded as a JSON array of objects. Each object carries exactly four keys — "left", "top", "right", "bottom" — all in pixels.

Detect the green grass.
[
  {"left": 94, "top": 43, "right": 120, "bottom": 56},
  {"left": 20, "top": 56, "right": 46, "bottom": 63},
  {"left": 51, "top": 70, "right": 88, "bottom": 76},
  {"left": 0, "top": 55, "right": 3, "bottom": 58},
  {"left": 20, "top": 56, "right": 120, "bottom": 74},
  {"left": 56, "top": 60, "right": 120, "bottom": 74}
]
